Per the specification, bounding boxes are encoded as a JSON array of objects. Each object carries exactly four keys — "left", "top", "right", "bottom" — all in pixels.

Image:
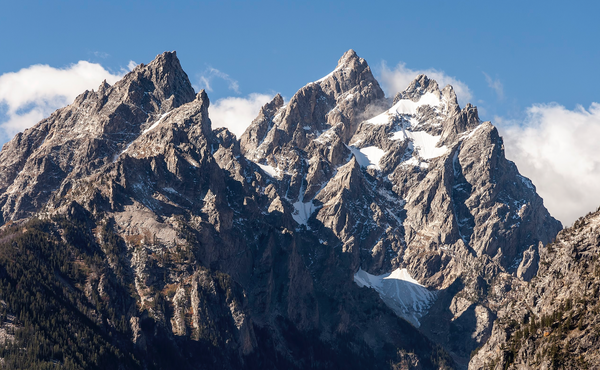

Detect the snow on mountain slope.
[
  {"left": 257, "top": 163, "right": 280, "bottom": 177},
  {"left": 348, "top": 145, "right": 386, "bottom": 169},
  {"left": 367, "top": 92, "right": 442, "bottom": 124},
  {"left": 354, "top": 268, "right": 436, "bottom": 327},
  {"left": 391, "top": 130, "right": 448, "bottom": 159}
]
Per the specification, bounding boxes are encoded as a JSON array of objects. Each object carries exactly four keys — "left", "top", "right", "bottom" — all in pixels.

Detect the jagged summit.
[
  {"left": 108, "top": 50, "right": 195, "bottom": 116},
  {"left": 395, "top": 74, "right": 441, "bottom": 101},
  {"left": 314, "top": 49, "right": 382, "bottom": 98},
  {"left": 134, "top": 51, "right": 195, "bottom": 110},
  {"left": 0, "top": 51, "right": 200, "bottom": 222},
  {"left": 240, "top": 49, "right": 385, "bottom": 168},
  {"left": 337, "top": 48, "right": 359, "bottom": 65}
]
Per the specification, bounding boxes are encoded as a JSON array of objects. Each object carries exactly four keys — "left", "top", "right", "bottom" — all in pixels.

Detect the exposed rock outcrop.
[{"left": 470, "top": 208, "right": 600, "bottom": 369}]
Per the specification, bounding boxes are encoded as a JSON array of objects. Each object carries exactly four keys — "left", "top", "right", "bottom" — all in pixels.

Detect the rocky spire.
[
  {"left": 0, "top": 51, "right": 199, "bottom": 222},
  {"left": 239, "top": 93, "right": 284, "bottom": 152},
  {"left": 394, "top": 74, "right": 441, "bottom": 103},
  {"left": 317, "top": 49, "right": 383, "bottom": 98},
  {"left": 134, "top": 51, "right": 196, "bottom": 111},
  {"left": 240, "top": 49, "right": 385, "bottom": 162}
]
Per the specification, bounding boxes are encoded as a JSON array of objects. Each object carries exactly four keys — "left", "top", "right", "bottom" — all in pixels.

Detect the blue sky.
[
  {"left": 2, "top": 1, "right": 598, "bottom": 114},
  {"left": 1, "top": 0, "right": 599, "bottom": 224}
]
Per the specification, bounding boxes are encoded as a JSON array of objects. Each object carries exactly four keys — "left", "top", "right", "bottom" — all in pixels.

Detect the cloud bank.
[
  {"left": 0, "top": 61, "right": 132, "bottom": 142},
  {"left": 377, "top": 61, "right": 473, "bottom": 106},
  {"left": 499, "top": 103, "right": 600, "bottom": 226},
  {"left": 208, "top": 93, "right": 273, "bottom": 137}
]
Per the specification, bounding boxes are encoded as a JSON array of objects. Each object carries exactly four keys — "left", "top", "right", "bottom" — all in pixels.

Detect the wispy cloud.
[
  {"left": 92, "top": 51, "right": 110, "bottom": 59},
  {"left": 197, "top": 67, "right": 240, "bottom": 94},
  {"left": 377, "top": 61, "right": 473, "bottom": 105},
  {"left": 0, "top": 60, "right": 135, "bottom": 143},
  {"left": 127, "top": 60, "right": 138, "bottom": 71},
  {"left": 483, "top": 72, "right": 504, "bottom": 100},
  {"left": 498, "top": 102, "right": 600, "bottom": 225},
  {"left": 208, "top": 93, "right": 274, "bottom": 137}
]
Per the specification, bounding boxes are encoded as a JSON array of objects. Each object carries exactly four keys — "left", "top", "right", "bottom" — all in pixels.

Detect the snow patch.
[
  {"left": 401, "top": 156, "right": 428, "bottom": 169},
  {"left": 257, "top": 163, "right": 280, "bottom": 178},
  {"left": 348, "top": 145, "right": 385, "bottom": 170},
  {"left": 391, "top": 130, "right": 448, "bottom": 160},
  {"left": 143, "top": 113, "right": 169, "bottom": 135},
  {"left": 315, "top": 128, "right": 336, "bottom": 144},
  {"left": 114, "top": 112, "right": 171, "bottom": 162},
  {"left": 114, "top": 140, "right": 135, "bottom": 161},
  {"left": 354, "top": 268, "right": 436, "bottom": 327},
  {"left": 314, "top": 64, "right": 353, "bottom": 83},
  {"left": 163, "top": 187, "right": 178, "bottom": 194},
  {"left": 367, "top": 92, "right": 442, "bottom": 125},
  {"left": 292, "top": 200, "right": 317, "bottom": 225}
]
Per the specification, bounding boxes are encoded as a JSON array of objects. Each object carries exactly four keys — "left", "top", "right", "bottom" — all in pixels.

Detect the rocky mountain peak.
[
  {"left": 337, "top": 48, "right": 359, "bottom": 66},
  {"left": 316, "top": 49, "right": 381, "bottom": 99},
  {"left": 441, "top": 84, "right": 460, "bottom": 115},
  {"left": 195, "top": 88, "right": 209, "bottom": 106},
  {"left": 98, "top": 79, "right": 111, "bottom": 94},
  {"left": 189, "top": 89, "right": 212, "bottom": 137},
  {"left": 391, "top": 74, "right": 462, "bottom": 122},
  {"left": 118, "top": 50, "right": 196, "bottom": 113},
  {"left": 394, "top": 74, "right": 441, "bottom": 103},
  {"left": 259, "top": 93, "right": 284, "bottom": 118},
  {"left": 240, "top": 49, "right": 385, "bottom": 165},
  {"left": 0, "top": 51, "right": 200, "bottom": 222}
]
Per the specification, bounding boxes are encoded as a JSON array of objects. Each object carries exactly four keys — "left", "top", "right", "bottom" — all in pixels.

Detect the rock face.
[
  {"left": 470, "top": 208, "right": 600, "bottom": 369},
  {"left": 0, "top": 51, "right": 196, "bottom": 222},
  {"left": 240, "top": 53, "right": 560, "bottom": 366},
  {"left": 0, "top": 50, "right": 563, "bottom": 369}
]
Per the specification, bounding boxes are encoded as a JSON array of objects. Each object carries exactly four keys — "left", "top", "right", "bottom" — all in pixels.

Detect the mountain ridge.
[{"left": 0, "top": 50, "right": 565, "bottom": 370}]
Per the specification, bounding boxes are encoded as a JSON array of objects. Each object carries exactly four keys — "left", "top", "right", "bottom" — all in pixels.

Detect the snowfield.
[
  {"left": 367, "top": 92, "right": 441, "bottom": 125},
  {"left": 348, "top": 145, "right": 386, "bottom": 170},
  {"left": 391, "top": 129, "right": 448, "bottom": 160},
  {"left": 354, "top": 268, "right": 437, "bottom": 327}
]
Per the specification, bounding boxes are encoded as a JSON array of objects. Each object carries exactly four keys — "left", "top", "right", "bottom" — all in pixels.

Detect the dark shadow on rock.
[{"left": 418, "top": 277, "right": 497, "bottom": 369}]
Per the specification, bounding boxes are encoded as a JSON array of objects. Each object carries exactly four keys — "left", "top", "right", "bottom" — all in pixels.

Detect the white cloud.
[
  {"left": 377, "top": 61, "right": 473, "bottom": 106},
  {"left": 127, "top": 60, "right": 138, "bottom": 71},
  {"left": 0, "top": 60, "right": 135, "bottom": 142},
  {"left": 483, "top": 72, "right": 504, "bottom": 99},
  {"left": 499, "top": 102, "right": 600, "bottom": 226},
  {"left": 208, "top": 93, "right": 273, "bottom": 137},
  {"left": 196, "top": 67, "right": 240, "bottom": 94}
]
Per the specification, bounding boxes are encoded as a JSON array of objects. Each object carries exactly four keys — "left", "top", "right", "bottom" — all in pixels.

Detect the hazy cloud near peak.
[
  {"left": 499, "top": 102, "right": 600, "bottom": 226},
  {"left": 208, "top": 93, "right": 274, "bottom": 137},
  {"left": 196, "top": 67, "right": 240, "bottom": 94},
  {"left": 0, "top": 60, "right": 134, "bottom": 142},
  {"left": 377, "top": 61, "right": 473, "bottom": 106},
  {"left": 483, "top": 72, "right": 504, "bottom": 100}
]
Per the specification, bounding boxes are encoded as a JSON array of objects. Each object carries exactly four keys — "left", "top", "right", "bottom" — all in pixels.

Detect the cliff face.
[
  {"left": 0, "top": 50, "right": 563, "bottom": 369},
  {"left": 469, "top": 208, "right": 600, "bottom": 369}
]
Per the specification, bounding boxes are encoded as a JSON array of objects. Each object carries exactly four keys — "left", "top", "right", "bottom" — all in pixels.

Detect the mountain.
[{"left": 0, "top": 50, "right": 563, "bottom": 369}]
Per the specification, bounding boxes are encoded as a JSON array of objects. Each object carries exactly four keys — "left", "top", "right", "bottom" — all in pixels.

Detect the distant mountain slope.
[{"left": 470, "top": 206, "right": 600, "bottom": 369}]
